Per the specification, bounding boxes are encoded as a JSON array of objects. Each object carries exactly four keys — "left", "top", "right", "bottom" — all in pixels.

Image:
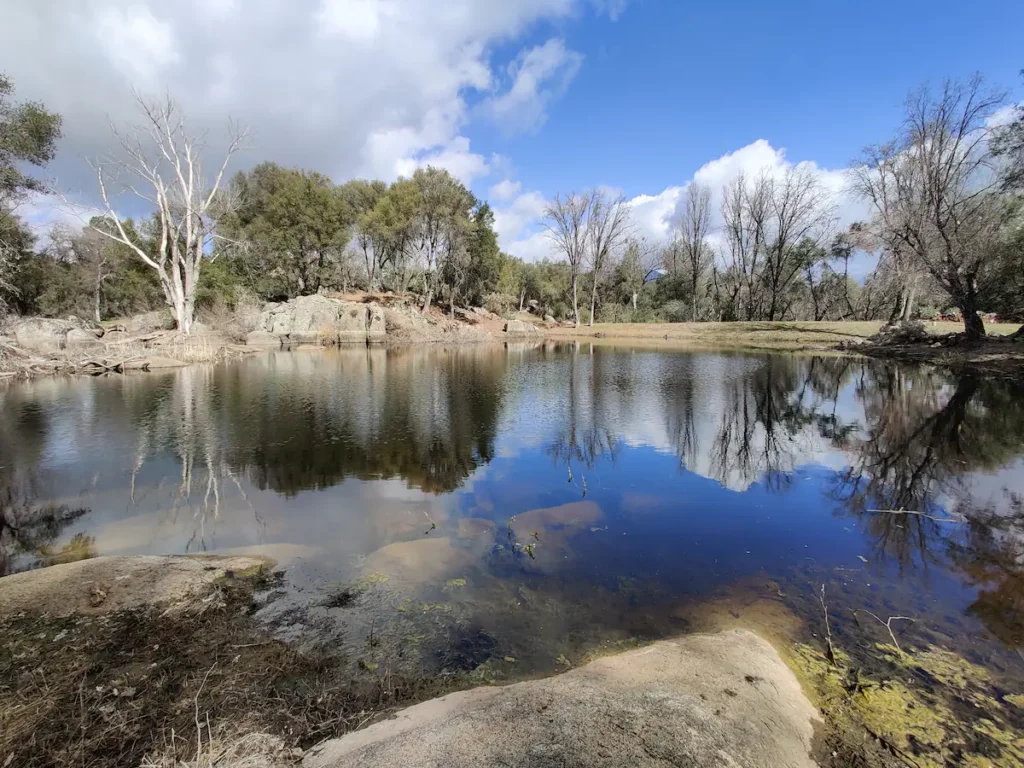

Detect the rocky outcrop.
[
  {"left": 10, "top": 318, "right": 103, "bottom": 352},
  {"left": 303, "top": 629, "right": 819, "bottom": 768},
  {"left": 252, "top": 295, "right": 386, "bottom": 345},
  {"left": 125, "top": 309, "right": 175, "bottom": 334},
  {"left": 503, "top": 319, "right": 538, "bottom": 336}
]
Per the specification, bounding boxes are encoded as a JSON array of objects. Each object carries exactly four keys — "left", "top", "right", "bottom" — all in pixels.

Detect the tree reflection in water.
[{"left": 1, "top": 345, "right": 1023, "bottom": 648}]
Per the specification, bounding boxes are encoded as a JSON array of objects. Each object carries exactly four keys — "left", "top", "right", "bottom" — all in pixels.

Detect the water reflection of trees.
[
  {"left": 0, "top": 489, "right": 91, "bottom": 575},
  {"left": 946, "top": 493, "right": 1024, "bottom": 648},
  {"left": 119, "top": 346, "right": 506, "bottom": 498},
  {"left": 547, "top": 343, "right": 618, "bottom": 479},
  {"left": 830, "top": 369, "right": 1024, "bottom": 571}
]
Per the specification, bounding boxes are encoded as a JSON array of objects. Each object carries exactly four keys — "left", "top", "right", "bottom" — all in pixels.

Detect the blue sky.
[
  {"left": 474, "top": 0, "right": 1024, "bottom": 198},
  {"left": 4, "top": 0, "right": 1021, "bottom": 267}
]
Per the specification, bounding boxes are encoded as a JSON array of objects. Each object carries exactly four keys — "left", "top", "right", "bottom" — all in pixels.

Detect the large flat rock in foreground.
[{"left": 304, "top": 629, "right": 819, "bottom": 768}]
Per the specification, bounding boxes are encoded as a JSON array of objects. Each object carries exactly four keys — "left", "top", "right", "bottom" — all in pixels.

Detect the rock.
[
  {"left": 126, "top": 309, "right": 175, "bottom": 333},
  {"left": 0, "top": 555, "right": 272, "bottom": 617},
  {"left": 870, "top": 320, "right": 928, "bottom": 345},
  {"left": 65, "top": 327, "right": 104, "bottom": 348},
  {"left": 367, "top": 304, "right": 386, "bottom": 342},
  {"left": 362, "top": 537, "right": 475, "bottom": 586},
  {"left": 543, "top": 314, "right": 556, "bottom": 324},
  {"left": 255, "top": 295, "right": 379, "bottom": 344},
  {"left": 303, "top": 629, "right": 818, "bottom": 768},
  {"left": 11, "top": 318, "right": 78, "bottom": 352},
  {"left": 246, "top": 330, "right": 283, "bottom": 346},
  {"left": 503, "top": 319, "right": 538, "bottom": 336}
]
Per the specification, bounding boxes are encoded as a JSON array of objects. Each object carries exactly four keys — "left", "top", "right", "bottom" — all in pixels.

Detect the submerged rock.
[{"left": 303, "top": 629, "right": 819, "bottom": 768}]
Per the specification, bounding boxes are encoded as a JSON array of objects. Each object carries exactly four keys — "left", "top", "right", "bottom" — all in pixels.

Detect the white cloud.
[
  {"left": 484, "top": 38, "right": 583, "bottom": 135},
  {"left": 394, "top": 137, "right": 490, "bottom": 186},
  {"left": 1, "top": 0, "right": 603, "bottom": 218},
  {"left": 93, "top": 7, "right": 180, "bottom": 90},
  {"left": 491, "top": 139, "right": 872, "bottom": 268},
  {"left": 489, "top": 179, "right": 522, "bottom": 202},
  {"left": 317, "top": 0, "right": 389, "bottom": 42},
  {"left": 626, "top": 187, "right": 683, "bottom": 244}
]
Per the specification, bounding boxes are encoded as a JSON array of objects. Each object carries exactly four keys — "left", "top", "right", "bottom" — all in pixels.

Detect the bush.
[
  {"left": 483, "top": 292, "right": 512, "bottom": 315},
  {"left": 660, "top": 299, "right": 690, "bottom": 323}
]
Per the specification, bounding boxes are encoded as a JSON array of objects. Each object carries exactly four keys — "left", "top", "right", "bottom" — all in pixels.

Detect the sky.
[{"left": 2, "top": 0, "right": 1022, "bottom": 276}]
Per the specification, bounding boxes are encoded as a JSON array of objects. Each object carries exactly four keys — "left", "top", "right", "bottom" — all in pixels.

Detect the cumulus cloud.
[
  {"left": 489, "top": 179, "right": 522, "bottom": 202},
  {"left": 493, "top": 139, "right": 873, "bottom": 272},
  {"left": 1, "top": 0, "right": 608, "bottom": 215},
  {"left": 484, "top": 38, "right": 584, "bottom": 135}
]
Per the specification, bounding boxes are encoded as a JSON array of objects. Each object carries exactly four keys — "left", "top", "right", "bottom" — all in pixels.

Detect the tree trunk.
[
  {"left": 631, "top": 292, "right": 638, "bottom": 312},
  {"left": 518, "top": 290, "right": 525, "bottom": 312},
  {"left": 900, "top": 284, "right": 916, "bottom": 322},
  {"left": 960, "top": 289, "right": 985, "bottom": 340},
  {"left": 422, "top": 283, "right": 433, "bottom": 313},
  {"left": 588, "top": 280, "right": 597, "bottom": 327},
  {"left": 571, "top": 274, "right": 579, "bottom": 327}
]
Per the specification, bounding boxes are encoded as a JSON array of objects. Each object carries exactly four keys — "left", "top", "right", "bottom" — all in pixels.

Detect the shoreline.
[
  {"left": 4, "top": 553, "right": 1021, "bottom": 766},
  {"left": 4, "top": 310, "right": 1024, "bottom": 382}
]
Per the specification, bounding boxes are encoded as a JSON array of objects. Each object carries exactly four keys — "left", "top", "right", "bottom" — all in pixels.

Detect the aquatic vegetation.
[
  {"left": 364, "top": 572, "right": 390, "bottom": 585},
  {"left": 787, "top": 640, "right": 1024, "bottom": 766},
  {"left": 503, "top": 656, "right": 516, "bottom": 663},
  {"left": 445, "top": 578, "right": 467, "bottom": 589}
]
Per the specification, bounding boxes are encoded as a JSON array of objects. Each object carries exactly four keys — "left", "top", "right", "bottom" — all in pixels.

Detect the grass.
[
  {"left": 0, "top": 569, "right": 464, "bottom": 768},
  {"left": 542, "top": 319, "right": 1022, "bottom": 351}
]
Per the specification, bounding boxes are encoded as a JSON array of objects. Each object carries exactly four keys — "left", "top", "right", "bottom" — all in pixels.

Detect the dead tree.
[{"left": 88, "top": 93, "right": 248, "bottom": 334}]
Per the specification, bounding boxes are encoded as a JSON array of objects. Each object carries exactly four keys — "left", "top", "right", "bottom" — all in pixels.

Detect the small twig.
[
  {"left": 819, "top": 584, "right": 837, "bottom": 667},
  {"left": 852, "top": 610, "right": 916, "bottom": 655},
  {"left": 194, "top": 662, "right": 217, "bottom": 762},
  {"left": 866, "top": 508, "right": 964, "bottom": 523},
  {"left": 863, "top": 724, "right": 923, "bottom": 768}
]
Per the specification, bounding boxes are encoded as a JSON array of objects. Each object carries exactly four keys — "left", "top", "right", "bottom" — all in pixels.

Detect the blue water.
[{"left": 2, "top": 343, "right": 1023, "bottom": 681}]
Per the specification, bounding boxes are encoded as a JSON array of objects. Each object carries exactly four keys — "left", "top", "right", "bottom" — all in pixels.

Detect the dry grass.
[
  {"left": 542, "top": 319, "right": 1022, "bottom": 351},
  {"left": 0, "top": 570, "right": 463, "bottom": 768}
]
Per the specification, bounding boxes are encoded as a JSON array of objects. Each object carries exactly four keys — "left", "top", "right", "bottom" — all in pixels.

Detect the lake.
[{"left": 2, "top": 342, "right": 1023, "bottom": 689}]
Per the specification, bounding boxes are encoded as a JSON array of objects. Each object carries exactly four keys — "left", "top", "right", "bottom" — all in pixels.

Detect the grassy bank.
[{"left": 542, "top": 319, "right": 1021, "bottom": 350}]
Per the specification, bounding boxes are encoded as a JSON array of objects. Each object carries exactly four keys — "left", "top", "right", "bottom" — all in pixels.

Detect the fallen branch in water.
[
  {"left": 852, "top": 610, "right": 916, "bottom": 656},
  {"left": 866, "top": 508, "right": 965, "bottom": 523}
]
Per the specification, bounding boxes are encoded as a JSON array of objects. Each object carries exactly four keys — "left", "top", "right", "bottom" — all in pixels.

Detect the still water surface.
[{"left": 2, "top": 343, "right": 1023, "bottom": 684}]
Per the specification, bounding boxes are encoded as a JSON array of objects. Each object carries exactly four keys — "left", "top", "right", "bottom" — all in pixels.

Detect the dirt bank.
[
  {"left": 545, "top": 319, "right": 1024, "bottom": 374},
  {"left": 0, "top": 555, "right": 468, "bottom": 768},
  {"left": 1, "top": 556, "right": 826, "bottom": 768}
]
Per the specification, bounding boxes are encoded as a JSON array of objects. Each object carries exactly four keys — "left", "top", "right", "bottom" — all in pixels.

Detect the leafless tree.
[
  {"left": 720, "top": 172, "right": 771, "bottom": 320},
  {"left": 87, "top": 93, "right": 249, "bottom": 333},
  {"left": 849, "top": 143, "right": 927, "bottom": 322},
  {"left": 586, "top": 190, "right": 631, "bottom": 326},
  {"left": 542, "top": 191, "right": 592, "bottom": 327},
  {"left": 760, "top": 166, "right": 835, "bottom": 320},
  {"left": 677, "top": 182, "right": 714, "bottom": 321},
  {"left": 852, "top": 76, "right": 1006, "bottom": 338}
]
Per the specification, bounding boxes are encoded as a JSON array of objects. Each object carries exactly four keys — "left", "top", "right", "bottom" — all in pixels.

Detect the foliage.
[
  {"left": 221, "top": 162, "right": 356, "bottom": 299},
  {"left": 0, "top": 73, "right": 62, "bottom": 200}
]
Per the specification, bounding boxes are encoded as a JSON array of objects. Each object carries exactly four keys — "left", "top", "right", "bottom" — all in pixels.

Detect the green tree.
[
  {"left": 0, "top": 73, "right": 62, "bottom": 200},
  {"left": 0, "top": 74, "right": 62, "bottom": 313},
  {"left": 222, "top": 162, "right": 356, "bottom": 299},
  {"left": 460, "top": 202, "right": 502, "bottom": 308},
  {"left": 412, "top": 167, "right": 476, "bottom": 310}
]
